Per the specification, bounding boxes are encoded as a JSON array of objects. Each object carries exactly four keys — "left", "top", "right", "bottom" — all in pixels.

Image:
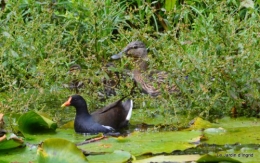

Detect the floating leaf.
[
  {"left": 188, "top": 117, "right": 212, "bottom": 130},
  {"left": 18, "top": 111, "right": 57, "bottom": 134},
  {"left": 0, "top": 133, "right": 24, "bottom": 150},
  {"left": 24, "top": 129, "right": 94, "bottom": 145},
  {"left": 60, "top": 120, "right": 74, "bottom": 129},
  {"left": 215, "top": 117, "right": 260, "bottom": 128},
  {"left": 115, "top": 136, "right": 130, "bottom": 143},
  {"left": 216, "top": 149, "right": 260, "bottom": 163},
  {"left": 204, "top": 117, "right": 260, "bottom": 144},
  {"left": 134, "top": 155, "right": 200, "bottom": 163},
  {"left": 87, "top": 150, "right": 131, "bottom": 163},
  {"left": 204, "top": 127, "right": 226, "bottom": 134},
  {"left": 0, "top": 144, "right": 37, "bottom": 163},
  {"left": 80, "top": 130, "right": 201, "bottom": 156},
  {"left": 37, "top": 138, "right": 87, "bottom": 163},
  {"left": 197, "top": 154, "right": 241, "bottom": 163}
]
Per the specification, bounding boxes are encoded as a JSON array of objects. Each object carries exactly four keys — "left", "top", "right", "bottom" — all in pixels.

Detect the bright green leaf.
[
  {"left": 197, "top": 154, "right": 241, "bottom": 163},
  {"left": 0, "top": 145, "right": 37, "bottom": 163},
  {"left": 18, "top": 111, "right": 57, "bottom": 134},
  {"left": 87, "top": 150, "right": 131, "bottom": 163},
  {"left": 188, "top": 117, "right": 212, "bottom": 130},
  {"left": 216, "top": 149, "right": 260, "bottom": 163},
  {"left": 134, "top": 155, "right": 200, "bottom": 163},
  {"left": 80, "top": 131, "right": 201, "bottom": 156},
  {"left": 24, "top": 129, "right": 96, "bottom": 144},
  {"left": 37, "top": 138, "right": 87, "bottom": 163},
  {"left": 205, "top": 117, "right": 260, "bottom": 144},
  {"left": 0, "top": 133, "right": 24, "bottom": 150},
  {"left": 165, "top": 0, "right": 177, "bottom": 11}
]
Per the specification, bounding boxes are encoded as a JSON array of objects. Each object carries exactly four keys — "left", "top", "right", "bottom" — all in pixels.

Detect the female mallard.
[{"left": 112, "top": 41, "right": 179, "bottom": 97}]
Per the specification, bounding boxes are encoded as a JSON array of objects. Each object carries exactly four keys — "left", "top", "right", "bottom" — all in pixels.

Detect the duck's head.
[
  {"left": 61, "top": 95, "right": 87, "bottom": 109},
  {"left": 111, "top": 41, "right": 147, "bottom": 60}
]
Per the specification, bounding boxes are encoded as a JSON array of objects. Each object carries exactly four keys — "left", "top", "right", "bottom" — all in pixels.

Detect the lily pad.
[
  {"left": 215, "top": 117, "right": 260, "bottom": 128},
  {"left": 37, "top": 138, "right": 87, "bottom": 163},
  {"left": 80, "top": 130, "right": 201, "bottom": 156},
  {"left": 197, "top": 154, "right": 241, "bottom": 163},
  {"left": 0, "top": 133, "right": 24, "bottom": 150},
  {"left": 87, "top": 150, "right": 131, "bottom": 163},
  {"left": 216, "top": 149, "right": 260, "bottom": 163},
  {"left": 18, "top": 111, "right": 57, "bottom": 134},
  {"left": 134, "top": 155, "right": 201, "bottom": 163},
  {"left": 60, "top": 120, "right": 74, "bottom": 129},
  {"left": 204, "top": 117, "right": 260, "bottom": 144},
  {"left": 0, "top": 143, "right": 37, "bottom": 163},
  {"left": 24, "top": 128, "right": 95, "bottom": 144},
  {"left": 188, "top": 117, "right": 212, "bottom": 130}
]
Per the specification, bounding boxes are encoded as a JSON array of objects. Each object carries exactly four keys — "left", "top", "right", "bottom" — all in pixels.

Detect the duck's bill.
[
  {"left": 61, "top": 97, "right": 72, "bottom": 107},
  {"left": 111, "top": 52, "right": 124, "bottom": 59},
  {"left": 61, "top": 103, "right": 67, "bottom": 107}
]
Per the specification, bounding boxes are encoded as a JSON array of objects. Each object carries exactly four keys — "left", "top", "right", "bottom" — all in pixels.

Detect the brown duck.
[{"left": 112, "top": 41, "right": 179, "bottom": 97}]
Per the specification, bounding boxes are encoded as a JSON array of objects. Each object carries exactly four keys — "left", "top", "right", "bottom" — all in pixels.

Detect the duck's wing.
[
  {"left": 122, "top": 99, "right": 133, "bottom": 121},
  {"left": 93, "top": 96, "right": 127, "bottom": 114},
  {"left": 148, "top": 70, "right": 168, "bottom": 83},
  {"left": 133, "top": 70, "right": 160, "bottom": 96},
  {"left": 76, "top": 121, "right": 114, "bottom": 134},
  {"left": 134, "top": 70, "right": 180, "bottom": 96}
]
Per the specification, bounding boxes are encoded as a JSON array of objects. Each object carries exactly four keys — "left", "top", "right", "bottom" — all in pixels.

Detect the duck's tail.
[{"left": 123, "top": 99, "right": 133, "bottom": 121}]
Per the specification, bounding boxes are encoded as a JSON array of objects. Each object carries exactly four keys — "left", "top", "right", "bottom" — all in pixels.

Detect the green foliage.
[
  {"left": 0, "top": 0, "right": 259, "bottom": 131},
  {"left": 165, "top": 0, "right": 177, "bottom": 12},
  {"left": 51, "top": 0, "right": 128, "bottom": 59}
]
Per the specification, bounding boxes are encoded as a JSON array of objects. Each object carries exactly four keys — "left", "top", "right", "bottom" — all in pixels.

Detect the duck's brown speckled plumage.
[{"left": 112, "top": 41, "right": 179, "bottom": 97}]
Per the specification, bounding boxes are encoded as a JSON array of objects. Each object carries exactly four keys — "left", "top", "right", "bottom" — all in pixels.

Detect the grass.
[{"left": 0, "top": 0, "right": 260, "bottom": 129}]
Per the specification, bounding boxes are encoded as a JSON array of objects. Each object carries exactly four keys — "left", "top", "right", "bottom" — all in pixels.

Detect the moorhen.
[
  {"left": 61, "top": 95, "right": 133, "bottom": 134},
  {"left": 112, "top": 41, "right": 179, "bottom": 97}
]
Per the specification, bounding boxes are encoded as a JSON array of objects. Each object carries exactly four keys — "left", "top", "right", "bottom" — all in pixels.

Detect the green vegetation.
[{"left": 0, "top": 0, "right": 259, "bottom": 129}]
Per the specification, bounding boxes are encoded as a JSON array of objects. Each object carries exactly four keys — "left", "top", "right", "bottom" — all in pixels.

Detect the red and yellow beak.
[{"left": 61, "top": 97, "right": 72, "bottom": 107}]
